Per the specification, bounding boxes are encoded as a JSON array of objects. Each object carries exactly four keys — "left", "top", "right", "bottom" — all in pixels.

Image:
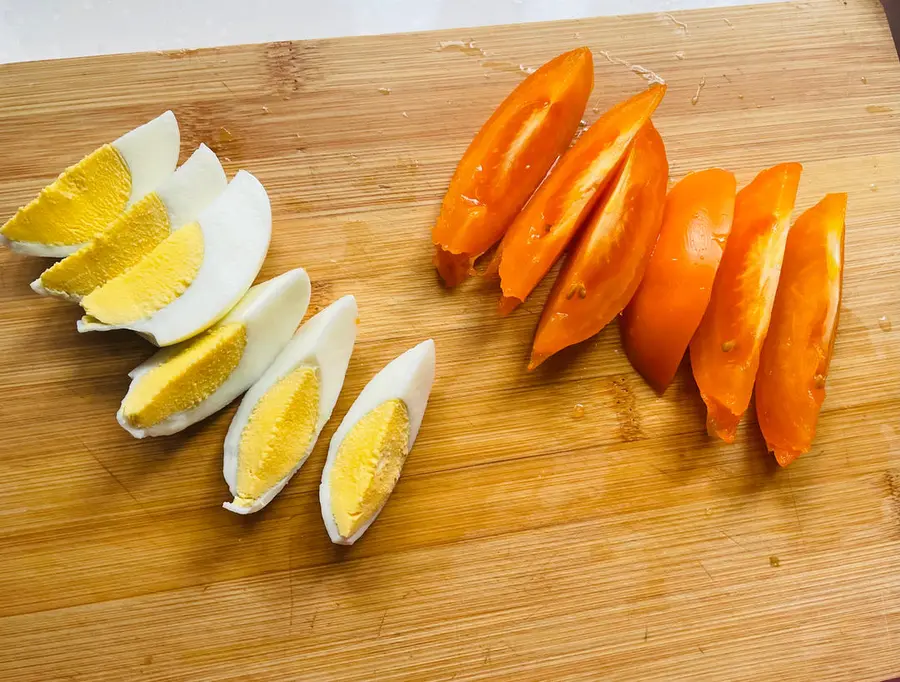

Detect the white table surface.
[{"left": 1, "top": 0, "right": 778, "bottom": 65}]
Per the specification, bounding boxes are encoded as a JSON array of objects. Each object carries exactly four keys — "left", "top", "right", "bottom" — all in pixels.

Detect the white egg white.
[
  {"left": 77, "top": 170, "right": 271, "bottom": 346},
  {"left": 223, "top": 295, "right": 359, "bottom": 514},
  {"left": 153, "top": 143, "right": 227, "bottom": 231},
  {"left": 320, "top": 338, "right": 436, "bottom": 545},
  {"left": 114, "top": 110, "right": 181, "bottom": 208},
  {"left": 30, "top": 143, "right": 227, "bottom": 301},
  {"left": 117, "top": 268, "right": 311, "bottom": 438},
  {"left": 2, "top": 110, "right": 181, "bottom": 258}
]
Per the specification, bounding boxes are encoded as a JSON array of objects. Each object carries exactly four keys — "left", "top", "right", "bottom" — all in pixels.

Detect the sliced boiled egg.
[
  {"left": 117, "top": 268, "right": 311, "bottom": 438},
  {"left": 32, "top": 144, "right": 227, "bottom": 302},
  {"left": 222, "top": 295, "right": 359, "bottom": 514},
  {"left": 320, "top": 339, "right": 436, "bottom": 545},
  {"left": 0, "top": 111, "right": 180, "bottom": 257},
  {"left": 77, "top": 170, "right": 271, "bottom": 346}
]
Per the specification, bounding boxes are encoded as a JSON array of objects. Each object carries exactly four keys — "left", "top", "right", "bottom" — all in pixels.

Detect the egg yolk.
[
  {"left": 233, "top": 366, "right": 321, "bottom": 508},
  {"left": 121, "top": 322, "right": 247, "bottom": 429},
  {"left": 81, "top": 222, "right": 204, "bottom": 325},
  {"left": 38, "top": 192, "right": 171, "bottom": 299},
  {"left": 1, "top": 144, "right": 131, "bottom": 246},
  {"left": 329, "top": 399, "right": 410, "bottom": 538}
]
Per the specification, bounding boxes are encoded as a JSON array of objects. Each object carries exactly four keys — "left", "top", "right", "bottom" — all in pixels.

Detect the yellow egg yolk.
[
  {"left": 121, "top": 322, "right": 247, "bottom": 429},
  {"left": 38, "top": 192, "right": 171, "bottom": 299},
  {"left": 233, "top": 366, "right": 320, "bottom": 508},
  {"left": 1, "top": 144, "right": 131, "bottom": 246},
  {"left": 81, "top": 222, "right": 204, "bottom": 325},
  {"left": 329, "top": 399, "right": 410, "bottom": 538}
]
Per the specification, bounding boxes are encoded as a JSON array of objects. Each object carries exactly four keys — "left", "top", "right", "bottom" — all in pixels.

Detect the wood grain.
[{"left": 2, "top": 1, "right": 900, "bottom": 679}]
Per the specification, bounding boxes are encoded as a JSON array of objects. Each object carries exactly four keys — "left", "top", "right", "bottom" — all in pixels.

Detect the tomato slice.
[
  {"left": 755, "top": 193, "right": 846, "bottom": 466},
  {"left": 621, "top": 169, "right": 736, "bottom": 392},
  {"left": 494, "top": 84, "right": 666, "bottom": 313},
  {"left": 432, "top": 47, "right": 594, "bottom": 286},
  {"left": 529, "top": 122, "right": 668, "bottom": 369},
  {"left": 689, "top": 163, "right": 802, "bottom": 443}
]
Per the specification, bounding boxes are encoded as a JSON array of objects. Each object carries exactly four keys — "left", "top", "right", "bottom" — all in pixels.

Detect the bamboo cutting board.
[{"left": 1, "top": 1, "right": 899, "bottom": 679}]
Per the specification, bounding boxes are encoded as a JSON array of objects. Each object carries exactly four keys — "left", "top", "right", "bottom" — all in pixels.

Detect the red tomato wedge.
[
  {"left": 621, "top": 169, "right": 736, "bottom": 393},
  {"left": 529, "top": 122, "right": 669, "bottom": 369},
  {"left": 689, "top": 163, "right": 802, "bottom": 443},
  {"left": 755, "top": 193, "right": 847, "bottom": 466},
  {"left": 432, "top": 47, "right": 594, "bottom": 286},
  {"left": 494, "top": 84, "right": 667, "bottom": 313}
]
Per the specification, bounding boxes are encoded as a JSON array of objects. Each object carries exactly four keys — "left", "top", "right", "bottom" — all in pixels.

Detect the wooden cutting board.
[{"left": 1, "top": 1, "right": 899, "bottom": 679}]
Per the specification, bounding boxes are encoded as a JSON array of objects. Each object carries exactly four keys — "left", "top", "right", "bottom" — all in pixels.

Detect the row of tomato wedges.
[{"left": 431, "top": 47, "right": 846, "bottom": 468}]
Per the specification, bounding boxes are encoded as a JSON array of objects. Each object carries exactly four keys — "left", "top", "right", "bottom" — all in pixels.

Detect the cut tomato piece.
[
  {"left": 755, "top": 193, "right": 846, "bottom": 466},
  {"left": 621, "top": 169, "right": 736, "bottom": 393},
  {"left": 432, "top": 47, "right": 594, "bottom": 286},
  {"left": 529, "top": 122, "right": 668, "bottom": 369},
  {"left": 494, "top": 84, "right": 667, "bottom": 313},
  {"left": 689, "top": 163, "right": 802, "bottom": 442}
]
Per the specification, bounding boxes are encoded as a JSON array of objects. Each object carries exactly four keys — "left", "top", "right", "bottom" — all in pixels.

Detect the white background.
[{"left": 1, "top": 0, "right": 778, "bottom": 64}]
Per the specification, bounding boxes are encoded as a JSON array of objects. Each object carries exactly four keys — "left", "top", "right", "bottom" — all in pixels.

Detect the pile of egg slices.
[{"left": 0, "top": 111, "right": 436, "bottom": 545}]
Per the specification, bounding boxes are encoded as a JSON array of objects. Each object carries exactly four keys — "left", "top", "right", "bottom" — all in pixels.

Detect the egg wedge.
[
  {"left": 320, "top": 339, "right": 436, "bottom": 545},
  {"left": 223, "top": 295, "right": 358, "bottom": 514},
  {"left": 32, "top": 144, "right": 227, "bottom": 302},
  {"left": 117, "top": 268, "right": 312, "bottom": 438},
  {"left": 77, "top": 170, "right": 271, "bottom": 346},
  {"left": 0, "top": 111, "right": 180, "bottom": 257}
]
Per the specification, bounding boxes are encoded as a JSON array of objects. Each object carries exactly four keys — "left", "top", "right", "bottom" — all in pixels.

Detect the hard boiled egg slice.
[
  {"left": 32, "top": 144, "right": 227, "bottom": 302},
  {"left": 117, "top": 268, "right": 311, "bottom": 438},
  {"left": 223, "top": 295, "right": 358, "bottom": 514},
  {"left": 320, "top": 339, "right": 436, "bottom": 545},
  {"left": 0, "top": 111, "right": 179, "bottom": 257},
  {"left": 77, "top": 170, "right": 271, "bottom": 347}
]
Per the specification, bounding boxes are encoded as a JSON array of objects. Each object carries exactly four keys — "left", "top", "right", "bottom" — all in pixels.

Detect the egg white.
[
  {"left": 77, "top": 170, "right": 271, "bottom": 346},
  {"left": 319, "top": 338, "right": 436, "bottom": 545},
  {"left": 114, "top": 110, "right": 181, "bottom": 208},
  {"left": 30, "top": 143, "right": 227, "bottom": 301},
  {"left": 117, "top": 268, "right": 311, "bottom": 438},
  {"left": 3, "top": 110, "right": 181, "bottom": 258},
  {"left": 154, "top": 143, "right": 227, "bottom": 232},
  {"left": 223, "top": 295, "right": 359, "bottom": 514}
]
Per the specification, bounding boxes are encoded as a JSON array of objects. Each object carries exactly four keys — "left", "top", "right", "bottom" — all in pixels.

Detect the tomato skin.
[
  {"left": 689, "top": 163, "right": 802, "bottom": 443},
  {"left": 529, "top": 122, "right": 668, "bottom": 369},
  {"left": 755, "top": 193, "right": 846, "bottom": 466},
  {"left": 432, "top": 47, "right": 594, "bottom": 286},
  {"left": 621, "top": 169, "right": 736, "bottom": 393},
  {"left": 494, "top": 84, "right": 666, "bottom": 312}
]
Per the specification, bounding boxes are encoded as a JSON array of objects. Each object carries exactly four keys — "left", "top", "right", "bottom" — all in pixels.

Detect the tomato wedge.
[
  {"left": 621, "top": 169, "right": 736, "bottom": 392},
  {"left": 494, "top": 84, "right": 667, "bottom": 314},
  {"left": 529, "top": 122, "right": 668, "bottom": 369},
  {"left": 432, "top": 47, "right": 594, "bottom": 286},
  {"left": 755, "top": 193, "right": 846, "bottom": 466},
  {"left": 689, "top": 163, "right": 802, "bottom": 442}
]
